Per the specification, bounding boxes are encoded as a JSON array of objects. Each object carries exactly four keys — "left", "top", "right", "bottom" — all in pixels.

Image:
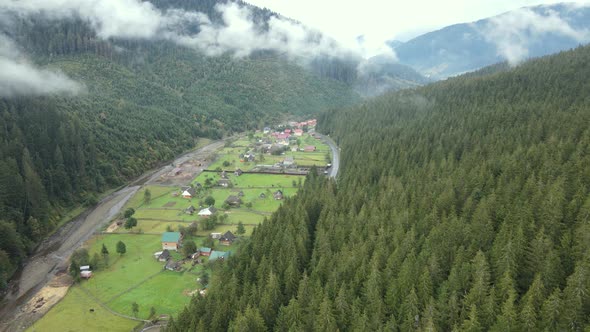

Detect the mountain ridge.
[{"left": 393, "top": 2, "right": 590, "bottom": 78}]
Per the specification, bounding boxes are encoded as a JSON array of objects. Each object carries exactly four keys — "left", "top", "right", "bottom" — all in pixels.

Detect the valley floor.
[{"left": 12, "top": 132, "right": 334, "bottom": 332}]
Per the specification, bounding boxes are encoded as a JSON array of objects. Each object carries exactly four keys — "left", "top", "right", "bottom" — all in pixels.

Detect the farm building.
[
  {"left": 80, "top": 265, "right": 92, "bottom": 279},
  {"left": 273, "top": 190, "right": 284, "bottom": 200},
  {"left": 234, "top": 169, "right": 243, "bottom": 176},
  {"left": 259, "top": 193, "right": 266, "bottom": 199},
  {"left": 210, "top": 232, "right": 222, "bottom": 239},
  {"left": 165, "top": 259, "right": 182, "bottom": 271},
  {"left": 219, "top": 231, "right": 236, "bottom": 246},
  {"left": 198, "top": 206, "right": 217, "bottom": 217},
  {"left": 154, "top": 249, "right": 170, "bottom": 262},
  {"left": 182, "top": 187, "right": 196, "bottom": 198},
  {"left": 209, "top": 251, "right": 230, "bottom": 262},
  {"left": 199, "top": 247, "right": 212, "bottom": 256},
  {"left": 225, "top": 195, "right": 242, "bottom": 207},
  {"left": 304, "top": 145, "right": 316, "bottom": 152},
  {"left": 162, "top": 232, "right": 182, "bottom": 251},
  {"left": 185, "top": 205, "right": 196, "bottom": 215},
  {"left": 218, "top": 179, "right": 231, "bottom": 187}
]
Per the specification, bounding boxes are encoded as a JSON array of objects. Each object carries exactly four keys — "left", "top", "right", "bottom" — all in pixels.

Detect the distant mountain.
[
  {"left": 355, "top": 55, "right": 430, "bottom": 97},
  {"left": 393, "top": 3, "right": 590, "bottom": 79}
]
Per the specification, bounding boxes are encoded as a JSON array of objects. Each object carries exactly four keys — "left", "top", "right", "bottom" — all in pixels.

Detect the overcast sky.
[{"left": 247, "top": 0, "right": 590, "bottom": 54}]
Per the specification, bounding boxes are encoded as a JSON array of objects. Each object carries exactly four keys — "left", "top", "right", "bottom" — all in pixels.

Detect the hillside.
[
  {"left": 168, "top": 45, "right": 590, "bottom": 331},
  {"left": 393, "top": 3, "right": 590, "bottom": 78},
  {"left": 0, "top": 0, "right": 361, "bottom": 292}
]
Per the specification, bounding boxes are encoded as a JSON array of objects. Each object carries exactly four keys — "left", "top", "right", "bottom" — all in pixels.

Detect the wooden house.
[
  {"left": 162, "top": 232, "right": 182, "bottom": 251},
  {"left": 218, "top": 179, "right": 231, "bottom": 187},
  {"left": 199, "top": 247, "right": 212, "bottom": 257},
  {"left": 219, "top": 231, "right": 236, "bottom": 246},
  {"left": 182, "top": 187, "right": 197, "bottom": 198},
  {"left": 225, "top": 195, "right": 242, "bottom": 207},
  {"left": 185, "top": 205, "right": 196, "bottom": 215},
  {"left": 198, "top": 206, "right": 217, "bottom": 217}
]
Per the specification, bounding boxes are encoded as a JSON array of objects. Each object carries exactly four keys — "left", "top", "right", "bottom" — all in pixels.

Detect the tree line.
[{"left": 167, "top": 45, "right": 590, "bottom": 331}]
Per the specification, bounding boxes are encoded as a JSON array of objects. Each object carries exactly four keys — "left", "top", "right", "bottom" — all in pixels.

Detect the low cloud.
[
  {"left": 0, "top": 34, "right": 83, "bottom": 97},
  {"left": 482, "top": 5, "right": 590, "bottom": 64},
  {"left": 3, "top": 0, "right": 357, "bottom": 59}
]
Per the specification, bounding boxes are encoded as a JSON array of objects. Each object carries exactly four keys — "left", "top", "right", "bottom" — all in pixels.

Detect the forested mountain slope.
[
  {"left": 393, "top": 3, "right": 590, "bottom": 78},
  {"left": 0, "top": 1, "right": 361, "bottom": 292},
  {"left": 168, "top": 45, "right": 590, "bottom": 331}
]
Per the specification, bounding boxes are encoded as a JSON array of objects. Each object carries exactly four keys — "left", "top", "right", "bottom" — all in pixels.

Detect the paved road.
[{"left": 318, "top": 134, "right": 340, "bottom": 179}]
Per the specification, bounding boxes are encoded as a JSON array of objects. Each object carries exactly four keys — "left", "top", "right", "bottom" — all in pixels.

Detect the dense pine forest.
[
  {"left": 0, "top": 1, "right": 362, "bottom": 291},
  {"left": 167, "top": 45, "right": 590, "bottom": 331}
]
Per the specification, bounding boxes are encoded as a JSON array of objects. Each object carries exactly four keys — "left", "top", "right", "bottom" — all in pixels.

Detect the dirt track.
[
  {"left": 0, "top": 138, "right": 232, "bottom": 332},
  {"left": 0, "top": 186, "right": 139, "bottom": 332}
]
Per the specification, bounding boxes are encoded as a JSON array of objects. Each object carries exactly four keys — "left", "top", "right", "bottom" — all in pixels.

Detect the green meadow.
[{"left": 34, "top": 130, "right": 331, "bottom": 331}]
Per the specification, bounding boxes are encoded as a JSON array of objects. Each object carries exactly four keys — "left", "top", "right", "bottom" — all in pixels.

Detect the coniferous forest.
[
  {"left": 0, "top": 2, "right": 361, "bottom": 291},
  {"left": 167, "top": 45, "right": 590, "bottom": 331}
]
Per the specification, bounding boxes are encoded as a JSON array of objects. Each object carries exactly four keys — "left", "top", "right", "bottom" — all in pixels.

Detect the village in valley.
[{"left": 29, "top": 119, "right": 334, "bottom": 331}]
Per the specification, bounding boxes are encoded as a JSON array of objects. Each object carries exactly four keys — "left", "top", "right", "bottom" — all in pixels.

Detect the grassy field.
[
  {"left": 34, "top": 131, "right": 331, "bottom": 331},
  {"left": 27, "top": 287, "right": 139, "bottom": 332},
  {"left": 125, "top": 185, "right": 175, "bottom": 210},
  {"left": 108, "top": 268, "right": 201, "bottom": 318},
  {"left": 81, "top": 234, "right": 164, "bottom": 303},
  {"left": 117, "top": 220, "right": 188, "bottom": 234}
]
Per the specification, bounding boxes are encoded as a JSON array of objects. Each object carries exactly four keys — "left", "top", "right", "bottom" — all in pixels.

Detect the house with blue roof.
[{"left": 161, "top": 232, "right": 182, "bottom": 251}]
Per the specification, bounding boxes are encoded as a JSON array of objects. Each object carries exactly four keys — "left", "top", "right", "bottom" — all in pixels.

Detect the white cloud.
[
  {"left": 0, "top": 34, "right": 83, "bottom": 97},
  {"left": 3, "top": 0, "right": 358, "bottom": 59},
  {"left": 482, "top": 5, "right": 590, "bottom": 64}
]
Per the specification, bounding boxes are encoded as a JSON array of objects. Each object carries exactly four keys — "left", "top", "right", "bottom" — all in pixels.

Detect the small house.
[
  {"left": 162, "top": 232, "right": 182, "bottom": 251},
  {"left": 263, "top": 127, "right": 271, "bottom": 134},
  {"left": 234, "top": 169, "right": 243, "bottom": 176},
  {"left": 219, "top": 231, "right": 236, "bottom": 246},
  {"left": 225, "top": 195, "right": 242, "bottom": 207},
  {"left": 182, "top": 187, "right": 197, "bottom": 199},
  {"left": 259, "top": 193, "right": 266, "bottom": 199},
  {"left": 198, "top": 206, "right": 217, "bottom": 217},
  {"left": 304, "top": 145, "right": 316, "bottom": 152},
  {"left": 218, "top": 179, "right": 231, "bottom": 188},
  {"left": 209, "top": 250, "right": 231, "bottom": 262},
  {"left": 156, "top": 249, "right": 171, "bottom": 262},
  {"left": 273, "top": 190, "right": 284, "bottom": 200},
  {"left": 80, "top": 265, "right": 92, "bottom": 279},
  {"left": 199, "top": 247, "right": 212, "bottom": 257},
  {"left": 210, "top": 232, "right": 222, "bottom": 239},
  {"left": 294, "top": 129, "right": 303, "bottom": 136},
  {"left": 165, "top": 259, "right": 182, "bottom": 271},
  {"left": 185, "top": 205, "right": 196, "bottom": 215}
]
